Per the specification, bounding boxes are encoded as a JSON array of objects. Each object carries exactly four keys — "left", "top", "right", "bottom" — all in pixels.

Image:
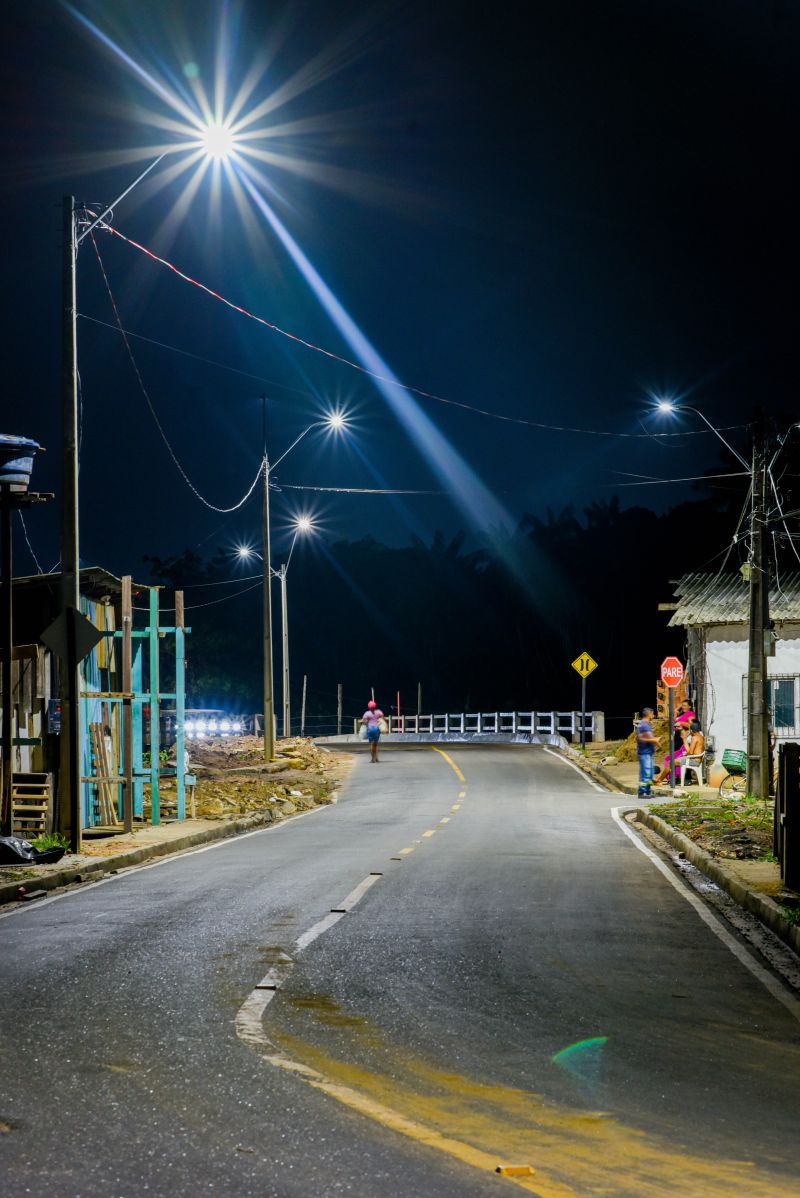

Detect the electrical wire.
[
  {"left": 17, "top": 511, "right": 44, "bottom": 574},
  {"left": 275, "top": 483, "right": 447, "bottom": 494},
  {"left": 606, "top": 470, "right": 750, "bottom": 487},
  {"left": 95, "top": 216, "right": 747, "bottom": 441},
  {"left": 768, "top": 465, "right": 800, "bottom": 571},
  {"left": 166, "top": 572, "right": 262, "bottom": 589},
  {"left": 715, "top": 478, "right": 753, "bottom": 577},
  {"left": 133, "top": 579, "right": 262, "bottom": 612},
  {"left": 77, "top": 312, "right": 317, "bottom": 399},
  {"left": 89, "top": 230, "right": 264, "bottom": 514}
]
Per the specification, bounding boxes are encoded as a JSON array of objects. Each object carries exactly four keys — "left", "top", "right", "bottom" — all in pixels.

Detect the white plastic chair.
[{"left": 680, "top": 755, "right": 704, "bottom": 787}]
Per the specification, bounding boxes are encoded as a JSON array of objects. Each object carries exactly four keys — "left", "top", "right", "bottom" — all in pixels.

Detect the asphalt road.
[{"left": 2, "top": 746, "right": 800, "bottom": 1198}]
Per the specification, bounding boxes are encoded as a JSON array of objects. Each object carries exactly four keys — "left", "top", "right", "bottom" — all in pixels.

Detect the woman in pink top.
[
  {"left": 361, "top": 700, "right": 385, "bottom": 763},
  {"left": 654, "top": 701, "right": 696, "bottom": 784}
]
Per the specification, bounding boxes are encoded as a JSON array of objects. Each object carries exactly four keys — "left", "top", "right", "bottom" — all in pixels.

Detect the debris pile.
[
  {"left": 148, "top": 736, "right": 352, "bottom": 821},
  {"left": 612, "top": 719, "right": 669, "bottom": 763}
]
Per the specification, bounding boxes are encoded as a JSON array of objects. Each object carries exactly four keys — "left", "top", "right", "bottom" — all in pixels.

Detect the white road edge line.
[
  {"left": 611, "top": 806, "right": 800, "bottom": 1024},
  {"left": 0, "top": 802, "right": 331, "bottom": 922},
  {"left": 542, "top": 745, "right": 604, "bottom": 791}
]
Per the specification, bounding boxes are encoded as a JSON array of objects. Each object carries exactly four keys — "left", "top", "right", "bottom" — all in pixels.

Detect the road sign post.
[
  {"left": 571, "top": 652, "right": 598, "bottom": 749},
  {"left": 660, "top": 657, "right": 684, "bottom": 796},
  {"left": 41, "top": 607, "right": 105, "bottom": 852}
]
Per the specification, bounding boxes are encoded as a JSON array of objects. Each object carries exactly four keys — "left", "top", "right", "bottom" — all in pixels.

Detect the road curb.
[
  {"left": 561, "top": 745, "right": 629, "bottom": 793},
  {"left": 633, "top": 806, "right": 800, "bottom": 956},
  {"left": 0, "top": 807, "right": 286, "bottom": 907}
]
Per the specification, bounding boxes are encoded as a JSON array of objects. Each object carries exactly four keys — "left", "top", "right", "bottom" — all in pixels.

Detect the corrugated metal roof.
[{"left": 668, "top": 572, "right": 800, "bottom": 626}]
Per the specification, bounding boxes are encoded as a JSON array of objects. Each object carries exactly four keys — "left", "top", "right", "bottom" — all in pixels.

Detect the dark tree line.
[{"left": 146, "top": 477, "right": 768, "bottom": 739}]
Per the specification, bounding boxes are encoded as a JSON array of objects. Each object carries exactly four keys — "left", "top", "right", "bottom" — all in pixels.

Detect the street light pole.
[
  {"left": 261, "top": 399, "right": 275, "bottom": 762},
  {"left": 280, "top": 563, "right": 290, "bottom": 737},
  {"left": 60, "top": 194, "right": 82, "bottom": 851},
  {"left": 657, "top": 399, "right": 771, "bottom": 798},
  {"left": 747, "top": 436, "right": 770, "bottom": 799}
]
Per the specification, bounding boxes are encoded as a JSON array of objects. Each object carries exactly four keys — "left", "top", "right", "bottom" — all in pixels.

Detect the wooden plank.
[
  {"left": 89, "top": 722, "right": 120, "bottom": 826},
  {"left": 121, "top": 576, "right": 133, "bottom": 833},
  {"left": 35, "top": 646, "right": 47, "bottom": 700},
  {"left": 149, "top": 588, "right": 160, "bottom": 825}
]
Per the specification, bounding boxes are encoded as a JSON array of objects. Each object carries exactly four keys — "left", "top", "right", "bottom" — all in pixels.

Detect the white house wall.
[{"left": 704, "top": 622, "right": 800, "bottom": 760}]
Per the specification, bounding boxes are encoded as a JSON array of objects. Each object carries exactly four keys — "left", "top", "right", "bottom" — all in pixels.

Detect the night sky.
[{"left": 2, "top": 0, "right": 797, "bottom": 578}]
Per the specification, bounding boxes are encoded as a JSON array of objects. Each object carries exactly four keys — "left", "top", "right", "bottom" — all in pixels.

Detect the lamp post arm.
[
  {"left": 77, "top": 153, "right": 167, "bottom": 245},
  {"left": 285, "top": 529, "right": 300, "bottom": 571},
  {"left": 682, "top": 405, "right": 751, "bottom": 471},
  {"left": 270, "top": 421, "right": 326, "bottom": 472}
]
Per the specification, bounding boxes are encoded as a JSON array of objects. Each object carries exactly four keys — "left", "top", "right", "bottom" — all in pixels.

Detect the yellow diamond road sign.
[{"left": 572, "top": 652, "right": 598, "bottom": 678}]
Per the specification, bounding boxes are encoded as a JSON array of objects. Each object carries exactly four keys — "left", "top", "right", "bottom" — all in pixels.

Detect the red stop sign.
[{"left": 661, "top": 656, "right": 684, "bottom": 688}]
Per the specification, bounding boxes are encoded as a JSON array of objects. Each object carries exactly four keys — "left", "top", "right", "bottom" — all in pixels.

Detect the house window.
[{"left": 742, "top": 675, "right": 799, "bottom": 738}]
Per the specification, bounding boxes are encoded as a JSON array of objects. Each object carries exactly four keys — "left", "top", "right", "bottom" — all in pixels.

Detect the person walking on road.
[
  {"left": 361, "top": 699, "right": 385, "bottom": 763},
  {"left": 636, "top": 706, "right": 659, "bottom": 796}
]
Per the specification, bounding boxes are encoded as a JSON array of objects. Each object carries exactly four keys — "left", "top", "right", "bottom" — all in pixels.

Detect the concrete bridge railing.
[{"left": 352, "top": 711, "right": 605, "bottom": 741}]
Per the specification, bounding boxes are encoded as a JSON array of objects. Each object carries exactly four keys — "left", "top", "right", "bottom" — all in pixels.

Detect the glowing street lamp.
[
  {"left": 60, "top": 126, "right": 244, "bottom": 845},
  {"left": 655, "top": 396, "right": 772, "bottom": 798},
  {"left": 237, "top": 513, "right": 317, "bottom": 741},
  {"left": 197, "top": 121, "right": 239, "bottom": 161},
  {"left": 253, "top": 410, "right": 343, "bottom": 760},
  {"left": 654, "top": 398, "right": 750, "bottom": 470}
]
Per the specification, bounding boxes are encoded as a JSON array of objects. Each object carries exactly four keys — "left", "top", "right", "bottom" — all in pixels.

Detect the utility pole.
[
  {"left": 261, "top": 397, "right": 274, "bottom": 761},
  {"left": 1, "top": 496, "right": 12, "bottom": 836},
  {"left": 746, "top": 436, "right": 770, "bottom": 800},
  {"left": 301, "top": 674, "right": 307, "bottom": 737},
  {"left": 337, "top": 683, "right": 342, "bottom": 736},
  {"left": 280, "top": 564, "right": 290, "bottom": 737},
  {"left": 60, "top": 195, "right": 82, "bottom": 851},
  {"left": 417, "top": 681, "right": 422, "bottom": 719}
]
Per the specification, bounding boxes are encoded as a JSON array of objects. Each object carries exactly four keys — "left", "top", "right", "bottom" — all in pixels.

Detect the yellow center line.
[
  {"left": 423, "top": 829, "right": 436, "bottom": 837},
  {"left": 439, "top": 817, "right": 451, "bottom": 824},
  {"left": 398, "top": 847, "right": 415, "bottom": 855},
  {"left": 431, "top": 746, "right": 466, "bottom": 783},
  {"left": 458, "top": 790, "right": 466, "bottom": 798},
  {"left": 451, "top": 804, "right": 461, "bottom": 811}
]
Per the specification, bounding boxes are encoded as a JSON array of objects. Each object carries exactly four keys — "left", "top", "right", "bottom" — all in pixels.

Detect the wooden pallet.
[
  {"left": 12, "top": 772, "right": 52, "bottom": 840},
  {"left": 89, "top": 723, "right": 122, "bottom": 827}
]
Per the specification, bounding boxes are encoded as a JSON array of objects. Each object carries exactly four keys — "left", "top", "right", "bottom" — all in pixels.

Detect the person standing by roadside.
[
  {"left": 361, "top": 699, "right": 385, "bottom": 763},
  {"left": 636, "top": 706, "right": 659, "bottom": 797}
]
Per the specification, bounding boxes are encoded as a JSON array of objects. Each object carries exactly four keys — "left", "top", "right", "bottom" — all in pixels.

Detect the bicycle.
[{"left": 718, "top": 748, "right": 747, "bottom": 797}]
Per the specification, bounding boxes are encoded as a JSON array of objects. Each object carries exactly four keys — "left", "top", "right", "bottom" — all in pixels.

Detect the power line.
[
  {"left": 276, "top": 483, "right": 446, "bottom": 494},
  {"left": 89, "top": 230, "right": 264, "bottom": 514},
  {"left": 606, "top": 470, "right": 750, "bottom": 487},
  {"left": 95, "top": 217, "right": 747, "bottom": 442},
  {"left": 17, "top": 511, "right": 44, "bottom": 574},
  {"left": 134, "top": 580, "right": 262, "bottom": 612},
  {"left": 768, "top": 466, "right": 800, "bottom": 571},
  {"left": 77, "top": 312, "right": 317, "bottom": 399}
]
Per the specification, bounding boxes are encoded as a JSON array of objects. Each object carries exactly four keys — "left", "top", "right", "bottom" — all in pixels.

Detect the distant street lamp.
[
  {"left": 238, "top": 515, "right": 316, "bottom": 740},
  {"left": 656, "top": 398, "right": 769, "bottom": 798},
  {"left": 247, "top": 409, "right": 345, "bottom": 760}
]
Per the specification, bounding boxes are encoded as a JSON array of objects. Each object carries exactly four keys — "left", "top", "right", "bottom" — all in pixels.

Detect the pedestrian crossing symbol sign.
[{"left": 571, "top": 652, "right": 598, "bottom": 678}]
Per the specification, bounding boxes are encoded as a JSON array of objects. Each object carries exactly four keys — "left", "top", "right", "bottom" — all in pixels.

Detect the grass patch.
[
  {"left": 653, "top": 793, "right": 775, "bottom": 860},
  {"left": 30, "top": 832, "right": 69, "bottom": 852}
]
